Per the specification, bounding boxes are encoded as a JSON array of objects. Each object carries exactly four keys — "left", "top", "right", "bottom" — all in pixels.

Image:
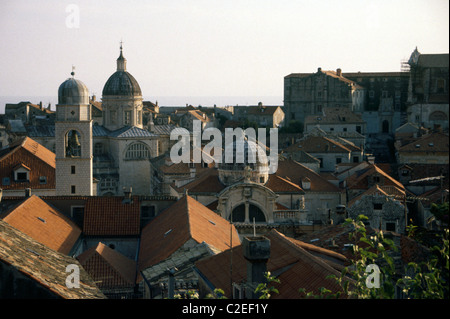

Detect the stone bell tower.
[{"left": 55, "top": 69, "right": 94, "bottom": 196}]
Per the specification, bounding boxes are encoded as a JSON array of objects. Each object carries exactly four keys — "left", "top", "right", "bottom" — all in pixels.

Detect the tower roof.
[
  {"left": 102, "top": 45, "right": 142, "bottom": 97},
  {"left": 58, "top": 72, "right": 89, "bottom": 105}
]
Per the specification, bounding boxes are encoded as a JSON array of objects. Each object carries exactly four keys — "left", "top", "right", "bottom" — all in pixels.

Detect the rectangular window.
[
  {"left": 71, "top": 166, "right": 76, "bottom": 174},
  {"left": 2, "top": 177, "right": 10, "bottom": 186},
  {"left": 16, "top": 172, "right": 28, "bottom": 181},
  {"left": 124, "top": 111, "right": 131, "bottom": 125},
  {"left": 39, "top": 176, "right": 47, "bottom": 184},
  {"left": 373, "top": 203, "right": 383, "bottom": 210},
  {"left": 110, "top": 110, "right": 117, "bottom": 124},
  {"left": 356, "top": 126, "right": 361, "bottom": 133},
  {"left": 137, "top": 110, "right": 142, "bottom": 124},
  {"left": 336, "top": 157, "right": 342, "bottom": 164},
  {"left": 353, "top": 156, "right": 359, "bottom": 163},
  {"left": 386, "top": 222, "right": 396, "bottom": 232},
  {"left": 71, "top": 185, "right": 76, "bottom": 194}
]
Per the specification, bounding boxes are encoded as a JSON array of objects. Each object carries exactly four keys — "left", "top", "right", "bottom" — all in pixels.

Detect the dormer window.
[{"left": 14, "top": 164, "right": 30, "bottom": 182}]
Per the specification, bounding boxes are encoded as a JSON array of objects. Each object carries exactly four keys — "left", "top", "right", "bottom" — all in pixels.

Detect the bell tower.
[{"left": 55, "top": 69, "right": 94, "bottom": 196}]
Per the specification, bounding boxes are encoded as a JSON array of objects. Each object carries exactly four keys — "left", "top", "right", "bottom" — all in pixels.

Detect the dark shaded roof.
[
  {"left": 102, "top": 71, "right": 142, "bottom": 96},
  {"left": 0, "top": 219, "right": 106, "bottom": 299},
  {"left": 195, "top": 229, "right": 348, "bottom": 299},
  {"left": 76, "top": 242, "right": 137, "bottom": 289},
  {"left": 58, "top": 77, "right": 90, "bottom": 105},
  {"left": 109, "top": 125, "right": 157, "bottom": 138}
]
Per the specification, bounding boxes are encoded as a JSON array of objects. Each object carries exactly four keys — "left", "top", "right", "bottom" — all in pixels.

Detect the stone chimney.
[
  {"left": 336, "top": 68, "right": 342, "bottom": 76},
  {"left": 242, "top": 236, "right": 271, "bottom": 298}
]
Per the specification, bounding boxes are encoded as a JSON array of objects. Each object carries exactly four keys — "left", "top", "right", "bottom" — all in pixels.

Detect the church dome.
[
  {"left": 58, "top": 74, "right": 89, "bottom": 105},
  {"left": 102, "top": 45, "right": 142, "bottom": 97},
  {"left": 218, "top": 137, "right": 269, "bottom": 186},
  {"left": 102, "top": 71, "right": 142, "bottom": 97}
]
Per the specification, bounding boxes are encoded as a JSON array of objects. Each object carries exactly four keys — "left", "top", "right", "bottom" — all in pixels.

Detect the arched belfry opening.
[{"left": 65, "top": 130, "right": 81, "bottom": 157}]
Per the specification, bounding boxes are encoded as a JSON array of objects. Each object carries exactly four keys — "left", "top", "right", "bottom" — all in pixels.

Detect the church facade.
[{"left": 55, "top": 46, "right": 159, "bottom": 196}]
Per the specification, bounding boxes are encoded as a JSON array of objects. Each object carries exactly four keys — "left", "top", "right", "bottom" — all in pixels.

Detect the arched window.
[{"left": 125, "top": 142, "right": 150, "bottom": 160}]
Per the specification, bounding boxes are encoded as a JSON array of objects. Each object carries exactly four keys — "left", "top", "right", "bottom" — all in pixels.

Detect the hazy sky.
[{"left": 0, "top": 0, "right": 448, "bottom": 101}]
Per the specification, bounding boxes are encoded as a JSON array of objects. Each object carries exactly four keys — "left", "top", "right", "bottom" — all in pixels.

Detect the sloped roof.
[
  {"left": 76, "top": 242, "right": 136, "bottom": 289},
  {"left": 284, "top": 135, "right": 352, "bottom": 154},
  {"left": 194, "top": 229, "right": 348, "bottom": 299},
  {"left": 0, "top": 219, "right": 106, "bottom": 299},
  {"left": 83, "top": 196, "right": 141, "bottom": 236},
  {"left": 0, "top": 195, "right": 81, "bottom": 254},
  {"left": 305, "top": 107, "right": 365, "bottom": 125},
  {"left": 0, "top": 136, "right": 56, "bottom": 168},
  {"left": 348, "top": 184, "right": 406, "bottom": 207},
  {"left": 109, "top": 125, "right": 158, "bottom": 138},
  {"left": 275, "top": 158, "right": 342, "bottom": 193},
  {"left": 265, "top": 174, "right": 305, "bottom": 193},
  {"left": 346, "top": 163, "right": 405, "bottom": 191},
  {"left": 138, "top": 195, "right": 240, "bottom": 272},
  {"left": 398, "top": 132, "right": 449, "bottom": 153}
]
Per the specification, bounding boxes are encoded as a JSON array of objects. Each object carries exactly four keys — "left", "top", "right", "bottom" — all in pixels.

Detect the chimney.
[
  {"left": 336, "top": 68, "right": 342, "bottom": 76},
  {"left": 242, "top": 236, "right": 271, "bottom": 298},
  {"left": 317, "top": 67, "right": 322, "bottom": 73},
  {"left": 25, "top": 188, "right": 31, "bottom": 198},
  {"left": 122, "top": 187, "right": 133, "bottom": 204},
  {"left": 39, "top": 101, "right": 43, "bottom": 110},
  {"left": 367, "top": 156, "right": 375, "bottom": 165},
  {"left": 92, "top": 95, "right": 96, "bottom": 102}
]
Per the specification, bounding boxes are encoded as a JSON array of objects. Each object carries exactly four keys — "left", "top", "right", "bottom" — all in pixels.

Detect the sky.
[{"left": 0, "top": 0, "right": 448, "bottom": 104}]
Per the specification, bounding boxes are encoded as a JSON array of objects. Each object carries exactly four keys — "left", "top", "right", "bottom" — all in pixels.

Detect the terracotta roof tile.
[
  {"left": 1, "top": 195, "right": 81, "bottom": 254},
  {"left": 139, "top": 195, "right": 240, "bottom": 272},
  {"left": 83, "top": 196, "right": 141, "bottom": 236},
  {"left": 77, "top": 242, "right": 137, "bottom": 289},
  {"left": 0, "top": 136, "right": 56, "bottom": 190},
  {"left": 195, "top": 229, "right": 349, "bottom": 298},
  {"left": 284, "top": 135, "right": 352, "bottom": 153},
  {"left": 276, "top": 158, "right": 342, "bottom": 193},
  {"left": 346, "top": 163, "right": 405, "bottom": 191},
  {"left": 265, "top": 174, "right": 305, "bottom": 193},
  {"left": 0, "top": 219, "right": 105, "bottom": 299}
]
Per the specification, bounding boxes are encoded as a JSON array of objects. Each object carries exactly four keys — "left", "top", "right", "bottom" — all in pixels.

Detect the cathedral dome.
[
  {"left": 102, "top": 71, "right": 142, "bottom": 97},
  {"left": 218, "top": 137, "right": 270, "bottom": 186},
  {"left": 102, "top": 45, "right": 142, "bottom": 97},
  {"left": 58, "top": 75, "right": 89, "bottom": 105}
]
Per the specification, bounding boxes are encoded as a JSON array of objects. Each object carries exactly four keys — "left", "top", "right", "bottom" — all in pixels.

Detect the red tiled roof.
[
  {"left": 276, "top": 159, "right": 342, "bottom": 193},
  {"left": 1, "top": 195, "right": 81, "bottom": 254},
  {"left": 0, "top": 136, "right": 56, "bottom": 190},
  {"left": 77, "top": 242, "right": 136, "bottom": 289},
  {"left": 284, "top": 135, "right": 352, "bottom": 153},
  {"left": 83, "top": 196, "right": 141, "bottom": 236},
  {"left": 195, "top": 229, "right": 348, "bottom": 298},
  {"left": 346, "top": 163, "right": 405, "bottom": 191},
  {"left": 265, "top": 174, "right": 305, "bottom": 193},
  {"left": 138, "top": 195, "right": 240, "bottom": 272}
]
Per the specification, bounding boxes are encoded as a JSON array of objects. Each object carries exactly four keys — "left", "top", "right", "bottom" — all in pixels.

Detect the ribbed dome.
[
  {"left": 58, "top": 77, "right": 89, "bottom": 105},
  {"left": 102, "top": 45, "right": 142, "bottom": 97},
  {"left": 102, "top": 70, "right": 142, "bottom": 97}
]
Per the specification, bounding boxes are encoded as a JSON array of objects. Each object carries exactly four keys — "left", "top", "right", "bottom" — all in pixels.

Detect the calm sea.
[{"left": 0, "top": 96, "right": 283, "bottom": 113}]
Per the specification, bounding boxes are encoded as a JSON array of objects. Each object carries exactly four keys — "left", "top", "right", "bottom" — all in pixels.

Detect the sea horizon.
[{"left": 0, "top": 95, "right": 284, "bottom": 114}]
